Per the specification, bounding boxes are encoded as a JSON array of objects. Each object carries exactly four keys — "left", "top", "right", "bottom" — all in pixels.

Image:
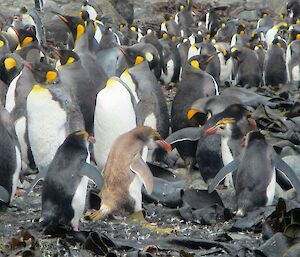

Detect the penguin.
[
  {"left": 55, "top": 49, "right": 106, "bottom": 134},
  {"left": 0, "top": 105, "right": 21, "bottom": 205},
  {"left": 85, "top": 126, "right": 171, "bottom": 221},
  {"left": 161, "top": 14, "right": 180, "bottom": 37},
  {"left": 188, "top": 95, "right": 242, "bottom": 126},
  {"left": 140, "top": 29, "right": 164, "bottom": 79},
  {"left": 214, "top": 42, "right": 233, "bottom": 84},
  {"left": 257, "top": 11, "right": 273, "bottom": 30},
  {"left": 13, "top": 26, "right": 45, "bottom": 63},
  {"left": 81, "top": 0, "right": 102, "bottom": 21},
  {"left": 205, "top": 8, "right": 221, "bottom": 38},
  {"left": 203, "top": 104, "right": 257, "bottom": 187},
  {"left": 230, "top": 46, "right": 262, "bottom": 87},
  {"left": 168, "top": 55, "right": 218, "bottom": 173},
  {"left": 264, "top": 37, "right": 287, "bottom": 86},
  {"left": 230, "top": 23, "right": 249, "bottom": 47},
  {"left": 175, "top": 0, "right": 194, "bottom": 37},
  {"left": 13, "top": 6, "right": 46, "bottom": 46},
  {"left": 171, "top": 54, "right": 219, "bottom": 133},
  {"left": 0, "top": 34, "right": 11, "bottom": 59},
  {"left": 159, "top": 32, "right": 181, "bottom": 85},
  {"left": 26, "top": 66, "right": 85, "bottom": 184},
  {"left": 40, "top": 130, "right": 103, "bottom": 232},
  {"left": 117, "top": 43, "right": 161, "bottom": 80},
  {"left": 215, "top": 20, "right": 236, "bottom": 42},
  {"left": 93, "top": 77, "right": 137, "bottom": 171},
  {"left": 265, "top": 22, "right": 288, "bottom": 48},
  {"left": 208, "top": 131, "right": 300, "bottom": 216},
  {"left": 287, "top": 0, "right": 300, "bottom": 23},
  {"left": 118, "top": 48, "right": 169, "bottom": 138},
  {"left": 286, "top": 24, "right": 300, "bottom": 83}
]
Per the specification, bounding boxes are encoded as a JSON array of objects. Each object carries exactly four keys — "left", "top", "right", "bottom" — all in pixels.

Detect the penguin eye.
[{"left": 219, "top": 125, "right": 225, "bottom": 130}]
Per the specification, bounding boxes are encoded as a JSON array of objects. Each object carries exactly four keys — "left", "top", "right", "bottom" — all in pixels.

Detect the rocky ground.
[{"left": 0, "top": 0, "right": 300, "bottom": 256}]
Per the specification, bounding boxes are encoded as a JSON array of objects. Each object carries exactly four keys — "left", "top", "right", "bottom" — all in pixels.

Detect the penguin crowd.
[{"left": 0, "top": 0, "right": 300, "bottom": 235}]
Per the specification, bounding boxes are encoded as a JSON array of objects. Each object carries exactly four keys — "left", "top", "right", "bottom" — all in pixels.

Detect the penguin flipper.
[
  {"left": 25, "top": 168, "right": 47, "bottom": 195},
  {"left": 208, "top": 160, "right": 239, "bottom": 193},
  {"left": 80, "top": 163, "right": 104, "bottom": 189},
  {"left": 274, "top": 154, "right": 300, "bottom": 195},
  {"left": 130, "top": 154, "right": 154, "bottom": 194},
  {"left": 167, "top": 127, "right": 202, "bottom": 145},
  {"left": 0, "top": 185, "right": 10, "bottom": 204}
]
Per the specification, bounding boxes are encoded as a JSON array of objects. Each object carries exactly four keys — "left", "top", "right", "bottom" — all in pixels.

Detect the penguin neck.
[{"left": 221, "top": 136, "right": 234, "bottom": 165}]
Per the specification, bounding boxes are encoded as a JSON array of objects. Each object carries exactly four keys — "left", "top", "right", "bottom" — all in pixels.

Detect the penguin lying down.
[{"left": 208, "top": 131, "right": 300, "bottom": 216}]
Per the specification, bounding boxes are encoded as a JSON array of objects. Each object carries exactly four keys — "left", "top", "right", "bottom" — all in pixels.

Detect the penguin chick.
[
  {"left": 41, "top": 130, "right": 103, "bottom": 232},
  {"left": 86, "top": 126, "right": 171, "bottom": 221}
]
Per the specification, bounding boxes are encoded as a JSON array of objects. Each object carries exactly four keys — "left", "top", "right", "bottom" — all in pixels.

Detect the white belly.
[
  {"left": 14, "top": 117, "right": 28, "bottom": 170},
  {"left": 5, "top": 72, "right": 22, "bottom": 113},
  {"left": 221, "top": 137, "right": 234, "bottom": 187},
  {"left": 219, "top": 54, "right": 233, "bottom": 82},
  {"left": 292, "top": 65, "right": 300, "bottom": 81},
  {"left": 27, "top": 89, "right": 67, "bottom": 170},
  {"left": 160, "top": 59, "right": 174, "bottom": 84},
  {"left": 11, "top": 146, "right": 21, "bottom": 202},
  {"left": 94, "top": 84, "right": 136, "bottom": 170},
  {"left": 266, "top": 170, "right": 276, "bottom": 206},
  {"left": 71, "top": 176, "right": 88, "bottom": 231},
  {"left": 128, "top": 174, "right": 143, "bottom": 212}
]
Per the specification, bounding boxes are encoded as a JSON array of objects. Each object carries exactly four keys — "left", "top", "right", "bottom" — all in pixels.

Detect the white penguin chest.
[
  {"left": 94, "top": 85, "right": 136, "bottom": 170},
  {"left": 266, "top": 169, "right": 276, "bottom": 206},
  {"left": 27, "top": 90, "right": 67, "bottom": 169},
  {"left": 5, "top": 72, "right": 22, "bottom": 113},
  {"left": 161, "top": 59, "right": 175, "bottom": 84},
  {"left": 11, "top": 146, "right": 22, "bottom": 202}
]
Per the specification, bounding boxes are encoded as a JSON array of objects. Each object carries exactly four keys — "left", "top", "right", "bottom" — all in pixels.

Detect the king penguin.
[{"left": 93, "top": 77, "right": 137, "bottom": 171}]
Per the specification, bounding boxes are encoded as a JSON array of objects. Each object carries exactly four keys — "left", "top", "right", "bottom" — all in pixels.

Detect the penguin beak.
[
  {"left": 155, "top": 140, "right": 172, "bottom": 152},
  {"left": 88, "top": 136, "right": 96, "bottom": 144},
  {"left": 248, "top": 118, "right": 257, "bottom": 131},
  {"left": 204, "top": 126, "right": 219, "bottom": 137}
]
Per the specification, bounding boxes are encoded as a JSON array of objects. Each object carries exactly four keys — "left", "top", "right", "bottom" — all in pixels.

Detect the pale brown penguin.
[{"left": 85, "top": 126, "right": 171, "bottom": 220}]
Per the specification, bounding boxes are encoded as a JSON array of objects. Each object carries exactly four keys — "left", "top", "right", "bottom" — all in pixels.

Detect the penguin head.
[
  {"left": 55, "top": 13, "right": 86, "bottom": 44},
  {"left": 188, "top": 54, "right": 216, "bottom": 71},
  {"left": 54, "top": 49, "right": 80, "bottom": 66},
  {"left": 14, "top": 26, "right": 37, "bottom": 49},
  {"left": 26, "top": 62, "right": 59, "bottom": 84},
  {"left": 237, "top": 23, "right": 246, "bottom": 35},
  {"left": 79, "top": 10, "right": 90, "bottom": 22},
  {"left": 0, "top": 34, "right": 8, "bottom": 50},
  {"left": 133, "top": 126, "right": 172, "bottom": 152},
  {"left": 230, "top": 46, "right": 242, "bottom": 60},
  {"left": 272, "top": 37, "right": 286, "bottom": 49},
  {"left": 64, "top": 130, "right": 96, "bottom": 152},
  {"left": 204, "top": 104, "right": 256, "bottom": 138},
  {"left": 3, "top": 57, "right": 17, "bottom": 72},
  {"left": 287, "top": 1, "right": 300, "bottom": 19},
  {"left": 288, "top": 24, "right": 300, "bottom": 41},
  {"left": 245, "top": 131, "right": 266, "bottom": 147},
  {"left": 120, "top": 47, "right": 148, "bottom": 67}
]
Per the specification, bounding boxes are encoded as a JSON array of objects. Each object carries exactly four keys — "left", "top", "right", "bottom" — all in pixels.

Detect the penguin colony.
[{"left": 0, "top": 0, "right": 299, "bottom": 233}]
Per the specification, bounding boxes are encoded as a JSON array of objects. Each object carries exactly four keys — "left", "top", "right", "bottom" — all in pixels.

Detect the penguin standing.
[
  {"left": 286, "top": 24, "right": 300, "bottom": 83},
  {"left": 264, "top": 37, "right": 287, "bottom": 86},
  {"left": 40, "top": 130, "right": 103, "bottom": 232},
  {"left": 209, "top": 131, "right": 300, "bottom": 216},
  {"left": 93, "top": 77, "right": 137, "bottom": 170},
  {"left": 86, "top": 126, "right": 171, "bottom": 221},
  {"left": 55, "top": 49, "right": 106, "bottom": 134},
  {"left": 230, "top": 46, "right": 262, "bottom": 87},
  {"left": 204, "top": 104, "right": 257, "bottom": 187},
  {"left": 118, "top": 48, "right": 169, "bottom": 138},
  {"left": 26, "top": 68, "right": 84, "bottom": 180},
  {"left": 0, "top": 105, "right": 21, "bottom": 204}
]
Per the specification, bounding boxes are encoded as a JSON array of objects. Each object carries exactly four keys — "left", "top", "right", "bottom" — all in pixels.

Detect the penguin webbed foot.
[{"left": 84, "top": 209, "right": 103, "bottom": 221}]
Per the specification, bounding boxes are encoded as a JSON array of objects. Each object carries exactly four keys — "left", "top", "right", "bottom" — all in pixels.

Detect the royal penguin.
[
  {"left": 40, "top": 130, "right": 103, "bottom": 232},
  {"left": 209, "top": 131, "right": 300, "bottom": 216}
]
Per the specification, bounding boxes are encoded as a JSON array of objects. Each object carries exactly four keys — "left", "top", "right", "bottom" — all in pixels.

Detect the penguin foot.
[{"left": 84, "top": 209, "right": 102, "bottom": 221}]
